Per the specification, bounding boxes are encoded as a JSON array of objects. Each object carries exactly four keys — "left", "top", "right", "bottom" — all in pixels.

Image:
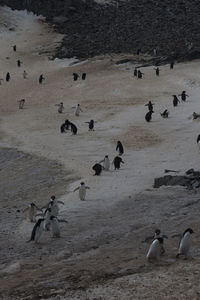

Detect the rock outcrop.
[{"left": 1, "top": 0, "right": 200, "bottom": 59}]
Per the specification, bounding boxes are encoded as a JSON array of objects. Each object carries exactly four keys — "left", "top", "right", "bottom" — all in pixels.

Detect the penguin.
[
  {"left": 99, "top": 155, "right": 110, "bottom": 171},
  {"left": 92, "top": 163, "right": 103, "bottom": 176},
  {"left": 154, "top": 229, "right": 168, "bottom": 255},
  {"left": 134, "top": 68, "right": 137, "bottom": 77},
  {"left": 29, "top": 218, "right": 45, "bottom": 243},
  {"left": 6, "top": 72, "right": 10, "bottom": 82},
  {"left": 173, "top": 95, "right": 180, "bottom": 107},
  {"left": 17, "top": 60, "right": 21, "bottom": 67},
  {"left": 73, "top": 73, "right": 79, "bottom": 81},
  {"left": 116, "top": 141, "right": 124, "bottom": 156},
  {"left": 179, "top": 91, "right": 189, "bottom": 102},
  {"left": 23, "top": 202, "right": 42, "bottom": 222},
  {"left": 85, "top": 120, "right": 94, "bottom": 131},
  {"left": 23, "top": 70, "right": 28, "bottom": 79},
  {"left": 73, "top": 182, "right": 90, "bottom": 201},
  {"left": 43, "top": 208, "right": 51, "bottom": 231},
  {"left": 155, "top": 67, "right": 159, "bottom": 76},
  {"left": 196, "top": 134, "right": 200, "bottom": 146},
  {"left": 48, "top": 195, "right": 64, "bottom": 217},
  {"left": 82, "top": 73, "right": 86, "bottom": 80},
  {"left": 74, "top": 104, "right": 82, "bottom": 116},
  {"left": 160, "top": 109, "right": 169, "bottom": 118},
  {"left": 146, "top": 237, "right": 164, "bottom": 261},
  {"left": 193, "top": 112, "right": 200, "bottom": 120},
  {"left": 145, "top": 101, "right": 154, "bottom": 112},
  {"left": 65, "top": 119, "right": 71, "bottom": 130},
  {"left": 55, "top": 102, "right": 64, "bottom": 113},
  {"left": 113, "top": 156, "right": 124, "bottom": 170},
  {"left": 170, "top": 61, "right": 174, "bottom": 69},
  {"left": 60, "top": 123, "right": 66, "bottom": 133},
  {"left": 18, "top": 99, "right": 25, "bottom": 109},
  {"left": 50, "top": 216, "right": 60, "bottom": 238},
  {"left": 39, "top": 74, "right": 45, "bottom": 84},
  {"left": 13, "top": 45, "right": 16, "bottom": 52},
  {"left": 145, "top": 110, "right": 154, "bottom": 122},
  {"left": 70, "top": 122, "right": 78, "bottom": 135},
  {"left": 137, "top": 70, "right": 144, "bottom": 79},
  {"left": 176, "top": 228, "right": 194, "bottom": 258}
]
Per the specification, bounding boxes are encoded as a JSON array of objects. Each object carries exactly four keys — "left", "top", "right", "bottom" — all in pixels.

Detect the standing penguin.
[
  {"left": 134, "top": 68, "right": 138, "bottom": 77},
  {"left": 29, "top": 218, "right": 45, "bottom": 243},
  {"left": 85, "top": 120, "right": 94, "bottom": 131},
  {"left": 137, "top": 70, "right": 144, "bottom": 79},
  {"left": 196, "top": 134, "right": 200, "bottom": 149},
  {"left": 170, "top": 61, "right": 174, "bottom": 69},
  {"left": 49, "top": 195, "right": 64, "bottom": 217},
  {"left": 145, "top": 110, "right": 154, "bottom": 122},
  {"left": 13, "top": 45, "right": 16, "bottom": 52},
  {"left": 146, "top": 237, "right": 164, "bottom": 261},
  {"left": 23, "top": 70, "right": 28, "bottom": 79},
  {"left": 73, "top": 104, "right": 82, "bottom": 116},
  {"left": 116, "top": 141, "right": 124, "bottom": 156},
  {"left": 82, "top": 73, "right": 86, "bottom": 80},
  {"left": 179, "top": 91, "right": 189, "bottom": 102},
  {"left": 99, "top": 155, "right": 110, "bottom": 171},
  {"left": 6, "top": 72, "right": 10, "bottom": 82},
  {"left": 176, "top": 228, "right": 194, "bottom": 258},
  {"left": 43, "top": 208, "right": 52, "bottom": 231},
  {"left": 70, "top": 122, "right": 78, "bottom": 135},
  {"left": 73, "top": 73, "right": 79, "bottom": 81},
  {"left": 39, "top": 74, "right": 45, "bottom": 84},
  {"left": 154, "top": 229, "right": 168, "bottom": 255},
  {"left": 50, "top": 216, "right": 60, "bottom": 238},
  {"left": 155, "top": 67, "right": 160, "bottom": 76},
  {"left": 17, "top": 60, "right": 21, "bottom": 67},
  {"left": 173, "top": 95, "right": 180, "bottom": 107},
  {"left": 23, "top": 202, "right": 42, "bottom": 222},
  {"left": 113, "top": 156, "right": 124, "bottom": 170},
  {"left": 92, "top": 163, "right": 103, "bottom": 176},
  {"left": 73, "top": 182, "right": 90, "bottom": 201},
  {"left": 145, "top": 101, "right": 154, "bottom": 112}
]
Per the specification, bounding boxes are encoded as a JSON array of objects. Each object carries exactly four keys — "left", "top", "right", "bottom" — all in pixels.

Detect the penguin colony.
[{"left": 5, "top": 44, "right": 197, "bottom": 261}]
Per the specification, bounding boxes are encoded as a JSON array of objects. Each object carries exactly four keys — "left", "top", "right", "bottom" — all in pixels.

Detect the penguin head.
[
  {"left": 184, "top": 228, "right": 194, "bottom": 235},
  {"left": 51, "top": 195, "right": 56, "bottom": 201},
  {"left": 105, "top": 155, "right": 108, "bottom": 158},
  {"left": 155, "top": 229, "right": 161, "bottom": 235},
  {"left": 157, "top": 237, "right": 164, "bottom": 244},
  {"left": 80, "top": 182, "right": 85, "bottom": 185},
  {"left": 30, "top": 202, "right": 35, "bottom": 207}
]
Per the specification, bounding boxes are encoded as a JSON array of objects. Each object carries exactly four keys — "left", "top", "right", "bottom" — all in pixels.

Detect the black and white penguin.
[
  {"left": 55, "top": 102, "right": 64, "bottom": 113},
  {"left": 50, "top": 216, "right": 60, "bottom": 238},
  {"left": 74, "top": 104, "right": 82, "bottom": 116},
  {"left": 154, "top": 229, "right": 168, "bottom": 255},
  {"left": 197, "top": 134, "right": 200, "bottom": 146},
  {"left": 73, "top": 182, "right": 90, "bottom": 201},
  {"left": 146, "top": 237, "right": 164, "bottom": 261},
  {"left": 82, "top": 73, "right": 86, "bottom": 80},
  {"left": 145, "top": 101, "right": 154, "bottom": 112},
  {"left": 43, "top": 208, "right": 51, "bottom": 231},
  {"left": 70, "top": 122, "right": 78, "bottom": 135},
  {"left": 170, "top": 61, "right": 174, "bottom": 69},
  {"left": 145, "top": 110, "right": 154, "bottom": 122},
  {"left": 173, "top": 95, "right": 180, "bottom": 107},
  {"left": 49, "top": 195, "right": 64, "bottom": 216},
  {"left": 155, "top": 67, "right": 159, "bottom": 76},
  {"left": 29, "top": 218, "right": 45, "bottom": 243},
  {"left": 23, "top": 202, "right": 42, "bottom": 222},
  {"left": 39, "top": 74, "right": 45, "bottom": 84},
  {"left": 137, "top": 70, "right": 144, "bottom": 79},
  {"left": 92, "top": 163, "right": 103, "bottom": 176},
  {"left": 6, "top": 72, "right": 10, "bottom": 82},
  {"left": 73, "top": 73, "right": 79, "bottom": 81},
  {"left": 65, "top": 119, "right": 70, "bottom": 130},
  {"left": 85, "top": 120, "right": 94, "bottom": 131},
  {"left": 13, "top": 45, "right": 16, "bottom": 52},
  {"left": 116, "top": 141, "right": 124, "bottom": 156},
  {"left": 176, "top": 228, "right": 194, "bottom": 258},
  {"left": 99, "top": 155, "right": 110, "bottom": 171},
  {"left": 113, "top": 156, "right": 124, "bottom": 170},
  {"left": 60, "top": 123, "right": 66, "bottom": 133},
  {"left": 134, "top": 68, "right": 138, "bottom": 77},
  {"left": 179, "top": 91, "right": 189, "bottom": 102},
  {"left": 17, "top": 60, "right": 21, "bottom": 67}
]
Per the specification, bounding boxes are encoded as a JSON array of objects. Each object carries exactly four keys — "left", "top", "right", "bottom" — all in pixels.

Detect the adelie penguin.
[
  {"left": 82, "top": 73, "right": 86, "bottom": 80},
  {"left": 18, "top": 99, "right": 25, "bottom": 109},
  {"left": 55, "top": 102, "right": 64, "bottom": 113},
  {"left": 73, "top": 182, "right": 90, "bottom": 201},
  {"left": 145, "top": 101, "right": 154, "bottom": 112},
  {"left": 160, "top": 109, "right": 169, "bottom": 118},
  {"left": 196, "top": 134, "right": 200, "bottom": 149},
  {"left": 113, "top": 156, "right": 124, "bottom": 170},
  {"left": 99, "top": 155, "right": 110, "bottom": 171},
  {"left": 23, "top": 202, "right": 42, "bottom": 222},
  {"left": 28, "top": 218, "right": 45, "bottom": 243},
  {"left": 178, "top": 91, "right": 189, "bottom": 102},
  {"left": 70, "top": 122, "right": 78, "bottom": 135},
  {"left": 176, "top": 228, "right": 193, "bottom": 259},
  {"left": 146, "top": 237, "right": 164, "bottom": 261},
  {"left": 145, "top": 110, "right": 154, "bottom": 122},
  {"left": 116, "top": 141, "right": 124, "bottom": 156},
  {"left": 173, "top": 95, "right": 180, "bottom": 107},
  {"left": 85, "top": 120, "right": 94, "bottom": 131},
  {"left": 6, "top": 72, "right": 10, "bottom": 82},
  {"left": 92, "top": 163, "right": 103, "bottom": 176},
  {"left": 39, "top": 74, "right": 45, "bottom": 84},
  {"left": 154, "top": 229, "right": 168, "bottom": 255},
  {"left": 73, "top": 73, "right": 79, "bottom": 81}
]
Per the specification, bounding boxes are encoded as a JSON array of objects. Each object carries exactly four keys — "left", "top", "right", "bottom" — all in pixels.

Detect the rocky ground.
[{"left": 1, "top": 6, "right": 200, "bottom": 300}]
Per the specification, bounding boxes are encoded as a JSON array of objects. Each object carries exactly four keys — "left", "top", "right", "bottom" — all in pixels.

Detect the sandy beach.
[{"left": 1, "top": 6, "right": 200, "bottom": 300}]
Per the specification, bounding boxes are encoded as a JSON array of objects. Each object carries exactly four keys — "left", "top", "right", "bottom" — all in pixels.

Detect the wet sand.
[{"left": 1, "top": 6, "right": 200, "bottom": 300}]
